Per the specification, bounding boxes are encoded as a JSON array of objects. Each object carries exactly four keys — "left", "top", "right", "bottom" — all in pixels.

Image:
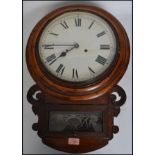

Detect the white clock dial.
[{"left": 38, "top": 11, "right": 117, "bottom": 82}]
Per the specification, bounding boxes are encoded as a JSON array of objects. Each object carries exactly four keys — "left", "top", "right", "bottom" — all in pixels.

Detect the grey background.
[{"left": 23, "top": 1, "right": 132, "bottom": 154}]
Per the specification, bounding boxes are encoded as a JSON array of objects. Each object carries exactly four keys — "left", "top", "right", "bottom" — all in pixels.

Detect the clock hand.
[
  {"left": 49, "top": 43, "right": 79, "bottom": 65},
  {"left": 61, "top": 43, "right": 79, "bottom": 56},
  {"left": 53, "top": 44, "right": 76, "bottom": 46},
  {"left": 49, "top": 52, "right": 64, "bottom": 65},
  {"left": 43, "top": 44, "right": 76, "bottom": 47}
]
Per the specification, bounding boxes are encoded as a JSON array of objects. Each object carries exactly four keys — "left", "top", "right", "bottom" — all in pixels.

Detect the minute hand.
[{"left": 49, "top": 44, "right": 75, "bottom": 47}]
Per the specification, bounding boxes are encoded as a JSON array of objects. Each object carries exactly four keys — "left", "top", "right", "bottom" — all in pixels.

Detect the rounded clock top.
[
  {"left": 38, "top": 11, "right": 117, "bottom": 82},
  {"left": 26, "top": 5, "right": 130, "bottom": 101}
]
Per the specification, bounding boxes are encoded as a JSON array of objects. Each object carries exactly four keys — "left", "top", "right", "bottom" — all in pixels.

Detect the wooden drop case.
[{"left": 26, "top": 5, "right": 130, "bottom": 153}]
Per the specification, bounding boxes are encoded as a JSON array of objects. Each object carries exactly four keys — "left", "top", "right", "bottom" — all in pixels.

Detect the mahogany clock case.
[
  {"left": 26, "top": 4, "right": 130, "bottom": 101},
  {"left": 25, "top": 2, "right": 132, "bottom": 153}
]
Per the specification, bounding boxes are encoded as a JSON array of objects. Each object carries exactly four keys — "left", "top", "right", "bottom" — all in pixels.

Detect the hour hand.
[
  {"left": 59, "top": 43, "right": 79, "bottom": 56},
  {"left": 49, "top": 58, "right": 57, "bottom": 65},
  {"left": 49, "top": 50, "right": 68, "bottom": 65},
  {"left": 49, "top": 51, "right": 67, "bottom": 65},
  {"left": 49, "top": 43, "right": 79, "bottom": 65}
]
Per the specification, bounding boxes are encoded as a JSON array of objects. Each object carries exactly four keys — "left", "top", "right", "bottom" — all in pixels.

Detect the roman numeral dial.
[
  {"left": 46, "top": 54, "right": 56, "bottom": 63},
  {"left": 75, "top": 18, "right": 81, "bottom": 27},
  {"left": 96, "top": 31, "right": 105, "bottom": 37},
  {"left": 72, "top": 69, "right": 78, "bottom": 79},
  {"left": 100, "top": 44, "right": 110, "bottom": 50},
  {"left": 88, "top": 67, "right": 95, "bottom": 74},
  {"left": 42, "top": 45, "right": 54, "bottom": 49},
  {"left": 39, "top": 11, "right": 117, "bottom": 82},
  {"left": 56, "top": 64, "right": 65, "bottom": 75},
  {"left": 60, "top": 21, "right": 69, "bottom": 29},
  {"left": 88, "top": 20, "right": 95, "bottom": 29},
  {"left": 96, "top": 55, "right": 107, "bottom": 65},
  {"left": 49, "top": 32, "right": 59, "bottom": 36}
]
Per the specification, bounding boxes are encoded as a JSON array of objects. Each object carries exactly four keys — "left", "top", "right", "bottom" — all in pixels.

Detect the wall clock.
[{"left": 26, "top": 4, "right": 130, "bottom": 153}]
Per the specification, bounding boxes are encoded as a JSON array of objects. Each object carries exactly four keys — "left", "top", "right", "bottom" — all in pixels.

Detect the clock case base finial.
[{"left": 27, "top": 84, "right": 126, "bottom": 153}]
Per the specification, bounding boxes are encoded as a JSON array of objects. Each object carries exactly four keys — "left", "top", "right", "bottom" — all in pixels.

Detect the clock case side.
[{"left": 26, "top": 5, "right": 130, "bottom": 101}]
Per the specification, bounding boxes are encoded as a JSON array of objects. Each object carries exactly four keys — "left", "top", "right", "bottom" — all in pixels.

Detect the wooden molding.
[{"left": 26, "top": 5, "right": 130, "bottom": 101}]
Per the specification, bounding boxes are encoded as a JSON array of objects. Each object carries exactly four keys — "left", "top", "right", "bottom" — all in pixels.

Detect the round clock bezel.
[
  {"left": 26, "top": 5, "right": 130, "bottom": 101},
  {"left": 36, "top": 11, "right": 120, "bottom": 86}
]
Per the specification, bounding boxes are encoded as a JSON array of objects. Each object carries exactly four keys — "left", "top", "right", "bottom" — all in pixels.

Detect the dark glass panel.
[{"left": 49, "top": 111, "right": 103, "bottom": 133}]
